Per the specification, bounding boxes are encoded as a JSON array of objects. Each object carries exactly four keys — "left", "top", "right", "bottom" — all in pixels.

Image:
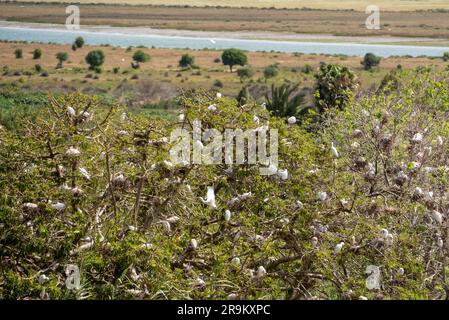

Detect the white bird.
[
  {"left": 437, "top": 237, "right": 444, "bottom": 248},
  {"left": 208, "top": 104, "right": 217, "bottom": 111},
  {"left": 200, "top": 186, "right": 217, "bottom": 209},
  {"left": 120, "top": 112, "right": 128, "bottom": 123},
  {"left": 210, "top": 39, "right": 216, "bottom": 44},
  {"left": 65, "top": 147, "right": 80, "bottom": 157},
  {"left": 224, "top": 209, "right": 231, "bottom": 222},
  {"left": 163, "top": 160, "right": 174, "bottom": 168},
  {"left": 431, "top": 210, "right": 443, "bottom": 224},
  {"left": 166, "top": 216, "right": 180, "bottom": 224},
  {"left": 330, "top": 142, "right": 339, "bottom": 158},
  {"left": 195, "top": 277, "right": 206, "bottom": 287},
  {"left": 39, "top": 274, "right": 49, "bottom": 284},
  {"left": 359, "top": 296, "right": 368, "bottom": 300},
  {"left": 189, "top": 238, "right": 198, "bottom": 250},
  {"left": 317, "top": 191, "right": 327, "bottom": 202},
  {"left": 228, "top": 293, "right": 239, "bottom": 300},
  {"left": 277, "top": 169, "right": 288, "bottom": 180},
  {"left": 117, "top": 130, "right": 128, "bottom": 136},
  {"left": 79, "top": 111, "right": 90, "bottom": 119},
  {"left": 178, "top": 113, "right": 185, "bottom": 122},
  {"left": 412, "top": 132, "right": 423, "bottom": 143},
  {"left": 51, "top": 202, "right": 66, "bottom": 211},
  {"left": 397, "top": 268, "right": 405, "bottom": 276},
  {"left": 113, "top": 173, "right": 126, "bottom": 183},
  {"left": 437, "top": 136, "right": 443, "bottom": 146},
  {"left": 334, "top": 241, "right": 344, "bottom": 254},
  {"left": 311, "top": 236, "right": 318, "bottom": 248},
  {"left": 24, "top": 203, "right": 38, "bottom": 210},
  {"left": 287, "top": 116, "right": 296, "bottom": 125},
  {"left": 231, "top": 257, "right": 241, "bottom": 266},
  {"left": 128, "top": 225, "right": 138, "bottom": 232},
  {"left": 379, "top": 229, "right": 389, "bottom": 240},
  {"left": 216, "top": 92, "right": 222, "bottom": 98},
  {"left": 414, "top": 187, "right": 424, "bottom": 197},
  {"left": 257, "top": 266, "right": 267, "bottom": 278},
  {"left": 66, "top": 106, "right": 76, "bottom": 116},
  {"left": 294, "top": 200, "right": 303, "bottom": 211},
  {"left": 160, "top": 220, "right": 171, "bottom": 233},
  {"left": 79, "top": 167, "right": 91, "bottom": 180}
]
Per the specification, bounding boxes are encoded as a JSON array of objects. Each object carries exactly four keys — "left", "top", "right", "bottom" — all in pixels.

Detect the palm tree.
[{"left": 265, "top": 83, "right": 311, "bottom": 119}]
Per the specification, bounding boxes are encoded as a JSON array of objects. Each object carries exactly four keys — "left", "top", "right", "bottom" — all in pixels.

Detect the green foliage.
[
  {"left": 263, "top": 65, "right": 279, "bottom": 80},
  {"left": 265, "top": 82, "right": 309, "bottom": 118},
  {"left": 1, "top": 71, "right": 449, "bottom": 300},
  {"left": 361, "top": 52, "right": 381, "bottom": 70},
  {"left": 179, "top": 54, "right": 195, "bottom": 68},
  {"left": 33, "top": 48, "right": 42, "bottom": 60},
  {"left": 315, "top": 63, "right": 358, "bottom": 112},
  {"left": 85, "top": 50, "right": 105, "bottom": 70},
  {"left": 221, "top": 48, "right": 248, "bottom": 72},
  {"left": 74, "top": 36, "right": 85, "bottom": 49},
  {"left": 132, "top": 50, "right": 151, "bottom": 65},
  {"left": 34, "top": 64, "right": 42, "bottom": 73},
  {"left": 443, "top": 52, "right": 449, "bottom": 62},
  {"left": 237, "top": 66, "right": 255, "bottom": 81},
  {"left": 14, "top": 48, "right": 22, "bottom": 59}
]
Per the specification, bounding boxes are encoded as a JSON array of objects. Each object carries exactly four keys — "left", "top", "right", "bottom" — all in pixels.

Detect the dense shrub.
[
  {"left": 85, "top": 50, "right": 105, "bottom": 70},
  {"left": 1, "top": 70, "right": 449, "bottom": 300},
  {"left": 361, "top": 53, "right": 381, "bottom": 70},
  {"left": 179, "top": 54, "right": 195, "bottom": 68},
  {"left": 33, "top": 48, "right": 42, "bottom": 60},
  {"left": 14, "top": 48, "right": 23, "bottom": 59}
]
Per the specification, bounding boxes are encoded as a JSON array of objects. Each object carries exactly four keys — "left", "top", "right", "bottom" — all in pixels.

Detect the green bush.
[
  {"left": 33, "top": 48, "right": 42, "bottom": 60},
  {"left": 85, "top": 50, "right": 105, "bottom": 70},
  {"left": 179, "top": 54, "right": 195, "bottom": 68},
  {"left": 361, "top": 52, "right": 381, "bottom": 70},
  {"left": 263, "top": 65, "right": 279, "bottom": 80},
  {"left": 14, "top": 48, "right": 22, "bottom": 59}
]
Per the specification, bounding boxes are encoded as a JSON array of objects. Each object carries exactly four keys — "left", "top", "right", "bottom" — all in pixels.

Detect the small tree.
[
  {"left": 33, "top": 48, "right": 42, "bottom": 60},
  {"left": 221, "top": 48, "right": 247, "bottom": 72},
  {"left": 179, "top": 54, "right": 195, "bottom": 68},
  {"left": 132, "top": 50, "right": 150, "bottom": 69},
  {"left": 361, "top": 53, "right": 381, "bottom": 70},
  {"left": 74, "top": 36, "right": 85, "bottom": 49},
  {"left": 85, "top": 50, "right": 105, "bottom": 70},
  {"left": 263, "top": 65, "right": 279, "bottom": 81},
  {"left": 56, "top": 52, "right": 68, "bottom": 68},
  {"left": 14, "top": 48, "right": 23, "bottom": 59},
  {"left": 315, "top": 63, "right": 358, "bottom": 112},
  {"left": 443, "top": 52, "right": 449, "bottom": 62},
  {"left": 237, "top": 66, "right": 254, "bottom": 82}
]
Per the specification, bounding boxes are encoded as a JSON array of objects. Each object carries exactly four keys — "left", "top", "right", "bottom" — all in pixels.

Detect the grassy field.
[
  {"left": 1, "top": 41, "right": 447, "bottom": 112},
  {"left": 10, "top": 0, "right": 449, "bottom": 11},
  {"left": 2, "top": 2, "right": 449, "bottom": 38}
]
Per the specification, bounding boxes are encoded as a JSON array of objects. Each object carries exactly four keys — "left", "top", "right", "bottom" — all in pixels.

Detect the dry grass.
[
  {"left": 2, "top": 3, "right": 449, "bottom": 38},
  {"left": 1, "top": 41, "right": 446, "bottom": 99},
  {"left": 9, "top": 0, "right": 449, "bottom": 11}
]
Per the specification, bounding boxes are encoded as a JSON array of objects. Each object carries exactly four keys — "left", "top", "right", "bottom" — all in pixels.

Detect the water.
[{"left": 1, "top": 25, "right": 449, "bottom": 57}]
